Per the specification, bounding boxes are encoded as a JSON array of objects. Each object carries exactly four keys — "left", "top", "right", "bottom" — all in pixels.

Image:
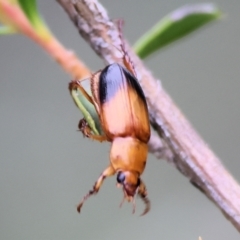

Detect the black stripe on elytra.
[{"left": 99, "top": 63, "right": 146, "bottom": 104}]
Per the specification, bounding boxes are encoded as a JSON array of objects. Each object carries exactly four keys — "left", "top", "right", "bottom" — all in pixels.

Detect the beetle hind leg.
[
  {"left": 77, "top": 165, "right": 115, "bottom": 213},
  {"left": 78, "top": 118, "right": 107, "bottom": 142},
  {"left": 69, "top": 79, "right": 94, "bottom": 105}
]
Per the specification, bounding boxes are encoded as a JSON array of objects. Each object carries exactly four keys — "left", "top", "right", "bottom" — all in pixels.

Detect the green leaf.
[
  {"left": 134, "top": 3, "right": 221, "bottom": 59},
  {"left": 70, "top": 83, "right": 102, "bottom": 136},
  {"left": 0, "top": 25, "right": 16, "bottom": 35},
  {"left": 17, "top": 0, "right": 46, "bottom": 31},
  {"left": 18, "top": 0, "right": 38, "bottom": 25}
]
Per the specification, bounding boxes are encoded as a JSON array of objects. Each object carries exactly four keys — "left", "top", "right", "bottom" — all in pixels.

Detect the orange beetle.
[{"left": 70, "top": 34, "right": 151, "bottom": 215}]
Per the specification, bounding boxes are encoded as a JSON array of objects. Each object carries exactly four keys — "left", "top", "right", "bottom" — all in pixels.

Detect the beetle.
[{"left": 69, "top": 30, "right": 151, "bottom": 215}]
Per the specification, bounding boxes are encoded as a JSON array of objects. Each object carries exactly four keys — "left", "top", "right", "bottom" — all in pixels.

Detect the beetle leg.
[
  {"left": 116, "top": 19, "right": 137, "bottom": 77},
  {"left": 78, "top": 118, "right": 107, "bottom": 142},
  {"left": 138, "top": 180, "right": 150, "bottom": 216},
  {"left": 69, "top": 79, "right": 94, "bottom": 105},
  {"left": 77, "top": 165, "right": 115, "bottom": 213}
]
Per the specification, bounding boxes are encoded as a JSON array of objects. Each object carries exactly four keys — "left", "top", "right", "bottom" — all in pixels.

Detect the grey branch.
[{"left": 57, "top": 0, "right": 240, "bottom": 231}]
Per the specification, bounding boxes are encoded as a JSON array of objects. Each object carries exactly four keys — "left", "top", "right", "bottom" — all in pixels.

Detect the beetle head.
[{"left": 116, "top": 171, "right": 140, "bottom": 199}]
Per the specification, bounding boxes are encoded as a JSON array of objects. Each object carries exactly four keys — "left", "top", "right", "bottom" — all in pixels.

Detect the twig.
[
  {"left": 56, "top": 0, "right": 240, "bottom": 231},
  {"left": 0, "top": 1, "right": 91, "bottom": 81}
]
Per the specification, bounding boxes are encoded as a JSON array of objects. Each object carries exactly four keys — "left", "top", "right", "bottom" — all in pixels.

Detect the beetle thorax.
[{"left": 110, "top": 137, "right": 148, "bottom": 174}]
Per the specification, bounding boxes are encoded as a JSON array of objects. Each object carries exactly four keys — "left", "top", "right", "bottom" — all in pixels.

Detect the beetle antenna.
[
  {"left": 119, "top": 196, "right": 125, "bottom": 209},
  {"left": 119, "top": 188, "right": 127, "bottom": 208},
  {"left": 132, "top": 200, "right": 136, "bottom": 214},
  {"left": 132, "top": 187, "right": 139, "bottom": 214}
]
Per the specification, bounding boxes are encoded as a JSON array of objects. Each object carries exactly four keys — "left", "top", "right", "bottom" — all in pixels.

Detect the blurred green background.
[{"left": 0, "top": 0, "right": 240, "bottom": 239}]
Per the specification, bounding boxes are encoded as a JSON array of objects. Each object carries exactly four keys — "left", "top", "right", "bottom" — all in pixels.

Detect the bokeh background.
[{"left": 1, "top": 0, "right": 240, "bottom": 239}]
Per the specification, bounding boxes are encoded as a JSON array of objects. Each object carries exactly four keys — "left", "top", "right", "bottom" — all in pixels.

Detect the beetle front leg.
[
  {"left": 138, "top": 179, "right": 150, "bottom": 216},
  {"left": 77, "top": 165, "right": 115, "bottom": 213}
]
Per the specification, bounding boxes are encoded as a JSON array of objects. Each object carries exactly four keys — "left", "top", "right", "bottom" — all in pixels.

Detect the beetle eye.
[{"left": 116, "top": 172, "right": 125, "bottom": 184}]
